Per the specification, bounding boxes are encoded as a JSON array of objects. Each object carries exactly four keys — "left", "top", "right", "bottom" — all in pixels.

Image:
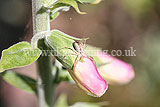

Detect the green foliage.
[
  {"left": 1, "top": 71, "right": 36, "bottom": 93},
  {"left": 0, "top": 42, "right": 41, "bottom": 73},
  {"left": 45, "top": 30, "right": 82, "bottom": 70}
]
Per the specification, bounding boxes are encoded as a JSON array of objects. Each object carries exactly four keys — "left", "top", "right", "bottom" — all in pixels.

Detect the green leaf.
[
  {"left": 76, "top": 0, "right": 101, "bottom": 4},
  {"left": 45, "top": 29, "right": 82, "bottom": 70},
  {"left": 1, "top": 71, "right": 36, "bottom": 93},
  {"left": 0, "top": 42, "right": 41, "bottom": 72},
  {"left": 56, "top": 0, "right": 86, "bottom": 14}
]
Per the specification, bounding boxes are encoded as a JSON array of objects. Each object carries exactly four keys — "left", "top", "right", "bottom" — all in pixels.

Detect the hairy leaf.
[{"left": 0, "top": 42, "right": 41, "bottom": 72}]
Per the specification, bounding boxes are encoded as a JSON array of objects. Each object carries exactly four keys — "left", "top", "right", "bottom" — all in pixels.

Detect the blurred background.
[{"left": 0, "top": 0, "right": 160, "bottom": 107}]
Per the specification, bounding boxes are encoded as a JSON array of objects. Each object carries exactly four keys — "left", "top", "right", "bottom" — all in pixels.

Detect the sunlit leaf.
[
  {"left": 0, "top": 42, "right": 41, "bottom": 72},
  {"left": 1, "top": 71, "right": 36, "bottom": 93}
]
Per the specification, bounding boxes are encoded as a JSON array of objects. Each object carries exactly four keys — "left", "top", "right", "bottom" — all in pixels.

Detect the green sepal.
[
  {"left": 0, "top": 42, "right": 41, "bottom": 73},
  {"left": 45, "top": 29, "right": 82, "bottom": 70},
  {"left": 1, "top": 71, "right": 36, "bottom": 93}
]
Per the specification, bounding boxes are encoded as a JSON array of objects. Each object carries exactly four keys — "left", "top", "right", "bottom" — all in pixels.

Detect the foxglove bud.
[
  {"left": 69, "top": 57, "right": 108, "bottom": 97},
  {"left": 85, "top": 45, "right": 135, "bottom": 85},
  {"left": 97, "top": 52, "right": 135, "bottom": 85},
  {"left": 45, "top": 30, "right": 108, "bottom": 97}
]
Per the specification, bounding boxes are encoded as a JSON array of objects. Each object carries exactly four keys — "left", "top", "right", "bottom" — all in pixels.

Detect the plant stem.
[{"left": 32, "top": 0, "right": 55, "bottom": 107}]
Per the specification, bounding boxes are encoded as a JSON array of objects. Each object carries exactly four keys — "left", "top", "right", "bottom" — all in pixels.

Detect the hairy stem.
[{"left": 32, "top": 0, "right": 55, "bottom": 107}]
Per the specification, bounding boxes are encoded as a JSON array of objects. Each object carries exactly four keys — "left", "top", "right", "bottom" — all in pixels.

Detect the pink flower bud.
[
  {"left": 68, "top": 57, "right": 108, "bottom": 97},
  {"left": 97, "top": 52, "right": 135, "bottom": 85}
]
